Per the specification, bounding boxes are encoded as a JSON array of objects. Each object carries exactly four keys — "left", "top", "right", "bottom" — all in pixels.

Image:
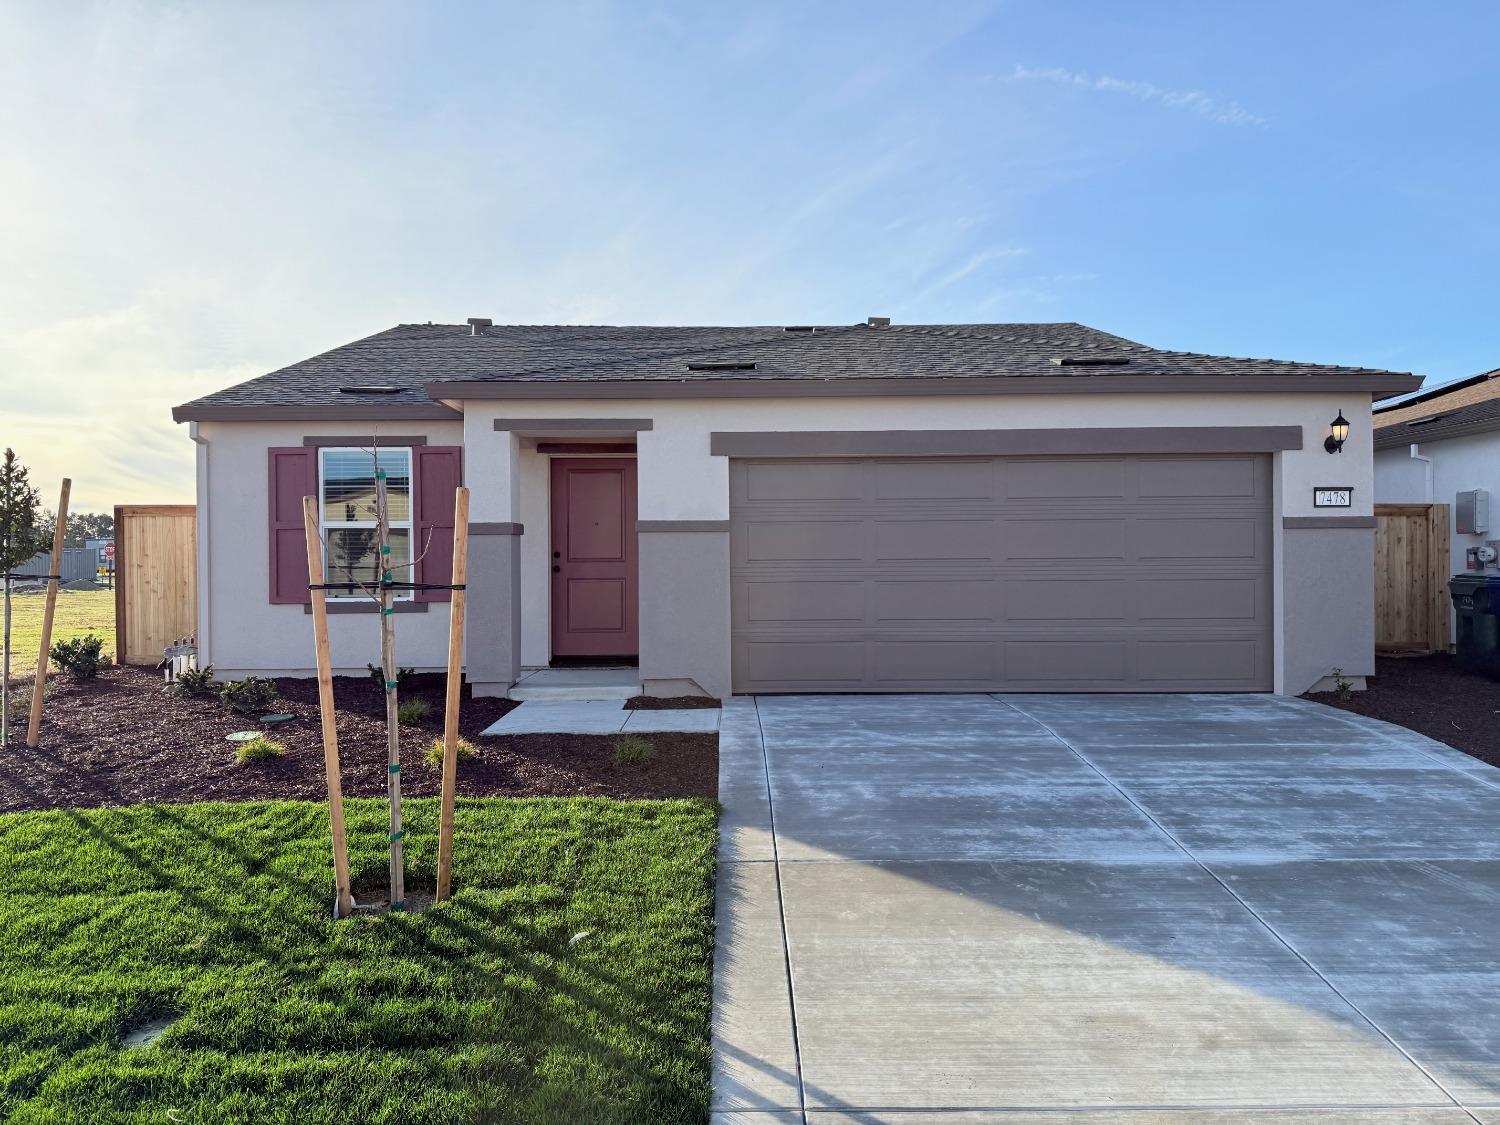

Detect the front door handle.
[{"left": 552, "top": 565, "right": 560, "bottom": 573}]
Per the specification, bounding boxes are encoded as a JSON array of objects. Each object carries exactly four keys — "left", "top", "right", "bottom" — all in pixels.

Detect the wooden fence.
[
  {"left": 1374, "top": 503, "right": 1451, "bottom": 653},
  {"left": 114, "top": 505, "right": 197, "bottom": 665}
]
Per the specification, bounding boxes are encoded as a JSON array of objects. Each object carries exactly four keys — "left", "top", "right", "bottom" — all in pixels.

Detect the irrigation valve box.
[{"left": 1457, "top": 489, "right": 1490, "bottom": 536}]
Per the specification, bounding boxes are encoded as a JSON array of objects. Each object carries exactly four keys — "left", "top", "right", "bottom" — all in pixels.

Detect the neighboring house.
[
  {"left": 1374, "top": 368, "right": 1500, "bottom": 626},
  {"left": 172, "top": 320, "right": 1418, "bottom": 698}
]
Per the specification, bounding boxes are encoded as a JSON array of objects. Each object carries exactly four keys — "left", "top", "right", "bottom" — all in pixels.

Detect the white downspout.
[
  {"left": 1409, "top": 442, "right": 1434, "bottom": 503},
  {"left": 189, "top": 422, "right": 212, "bottom": 668}
]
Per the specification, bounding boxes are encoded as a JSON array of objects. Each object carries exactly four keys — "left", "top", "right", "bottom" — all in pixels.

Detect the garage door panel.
[
  {"left": 730, "top": 454, "right": 1272, "bottom": 693},
  {"left": 1133, "top": 517, "right": 1260, "bottom": 561},
  {"left": 742, "top": 580, "right": 865, "bottom": 624},
  {"left": 744, "top": 521, "right": 866, "bottom": 562},
  {"left": 1005, "top": 459, "right": 1127, "bottom": 499},
  {"left": 1136, "top": 640, "right": 1262, "bottom": 683},
  {"left": 874, "top": 459, "right": 995, "bottom": 500},
  {"left": 1003, "top": 519, "right": 1126, "bottom": 561},
  {"left": 1137, "top": 578, "right": 1257, "bottom": 621},
  {"left": 875, "top": 641, "right": 997, "bottom": 683},
  {"left": 739, "top": 640, "right": 865, "bottom": 685},
  {"left": 875, "top": 519, "right": 994, "bottom": 561},
  {"left": 1004, "top": 640, "right": 1130, "bottom": 683},
  {"left": 1005, "top": 579, "right": 1128, "bottom": 621},
  {"left": 1136, "top": 457, "right": 1258, "bottom": 498},
  {"left": 742, "top": 460, "right": 865, "bottom": 501},
  {"left": 875, "top": 580, "right": 996, "bottom": 622}
]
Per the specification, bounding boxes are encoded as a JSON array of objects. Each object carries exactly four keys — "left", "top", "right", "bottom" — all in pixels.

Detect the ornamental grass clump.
[
  {"left": 613, "top": 735, "right": 656, "bottom": 766},
  {"left": 233, "top": 736, "right": 285, "bottom": 765},
  {"left": 398, "top": 699, "right": 433, "bottom": 725},
  {"left": 424, "top": 737, "right": 478, "bottom": 769}
]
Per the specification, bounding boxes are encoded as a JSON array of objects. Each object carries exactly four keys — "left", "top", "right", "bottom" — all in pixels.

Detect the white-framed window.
[{"left": 318, "top": 446, "right": 414, "bottom": 600}]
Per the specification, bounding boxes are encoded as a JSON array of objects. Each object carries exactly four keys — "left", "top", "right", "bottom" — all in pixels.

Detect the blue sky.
[{"left": 3, "top": 1, "right": 1498, "bottom": 508}]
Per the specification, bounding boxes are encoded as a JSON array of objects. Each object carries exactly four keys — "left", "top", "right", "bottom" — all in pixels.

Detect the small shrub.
[
  {"left": 220, "top": 676, "right": 278, "bottom": 715},
  {"left": 424, "top": 737, "right": 478, "bottom": 769},
  {"left": 173, "top": 665, "right": 217, "bottom": 697},
  {"left": 49, "top": 635, "right": 111, "bottom": 680},
  {"left": 398, "top": 699, "right": 433, "bottom": 725},
  {"left": 367, "top": 664, "right": 416, "bottom": 691},
  {"left": 613, "top": 735, "right": 655, "bottom": 766},
  {"left": 234, "top": 736, "right": 285, "bottom": 765},
  {"left": 1332, "top": 667, "right": 1353, "bottom": 701}
]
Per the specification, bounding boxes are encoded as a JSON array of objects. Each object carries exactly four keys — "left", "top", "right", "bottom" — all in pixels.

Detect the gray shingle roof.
[
  {"left": 173, "top": 321, "right": 1416, "bottom": 419},
  {"left": 1374, "top": 396, "right": 1500, "bottom": 449}
]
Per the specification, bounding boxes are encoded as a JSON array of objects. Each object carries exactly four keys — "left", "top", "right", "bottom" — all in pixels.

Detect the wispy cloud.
[{"left": 1009, "top": 65, "right": 1265, "bottom": 127}]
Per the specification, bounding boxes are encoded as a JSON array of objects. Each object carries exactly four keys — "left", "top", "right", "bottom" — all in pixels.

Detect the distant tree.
[
  {"left": 1, "top": 449, "right": 49, "bottom": 745},
  {"left": 37, "top": 509, "right": 112, "bottom": 549}
]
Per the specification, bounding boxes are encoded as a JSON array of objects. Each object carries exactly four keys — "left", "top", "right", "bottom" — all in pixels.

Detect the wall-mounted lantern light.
[{"left": 1324, "top": 410, "right": 1350, "bottom": 454}]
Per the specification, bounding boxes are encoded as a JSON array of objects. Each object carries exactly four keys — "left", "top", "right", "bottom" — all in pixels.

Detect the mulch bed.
[
  {"left": 625, "top": 695, "right": 722, "bottom": 710},
  {"left": 1306, "top": 654, "right": 1500, "bottom": 768},
  {"left": 0, "top": 666, "right": 717, "bottom": 813}
]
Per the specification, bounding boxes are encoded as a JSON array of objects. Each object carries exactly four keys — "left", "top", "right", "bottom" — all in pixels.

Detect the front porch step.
[{"left": 508, "top": 667, "right": 641, "bottom": 702}]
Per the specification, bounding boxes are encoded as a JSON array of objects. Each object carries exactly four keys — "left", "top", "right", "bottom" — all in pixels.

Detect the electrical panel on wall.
[{"left": 1457, "top": 489, "right": 1490, "bottom": 535}]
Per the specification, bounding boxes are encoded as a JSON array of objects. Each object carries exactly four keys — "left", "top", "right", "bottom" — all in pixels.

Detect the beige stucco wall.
[
  {"left": 194, "top": 418, "right": 464, "bottom": 677},
  {"left": 194, "top": 392, "right": 1376, "bottom": 694}
]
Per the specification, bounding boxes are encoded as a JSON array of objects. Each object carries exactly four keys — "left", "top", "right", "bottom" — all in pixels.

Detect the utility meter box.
[{"left": 1457, "top": 489, "right": 1491, "bottom": 535}]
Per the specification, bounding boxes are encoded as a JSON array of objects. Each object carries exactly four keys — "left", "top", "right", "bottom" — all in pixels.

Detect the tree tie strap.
[
  {"left": 389, "top": 830, "right": 405, "bottom": 842},
  {"left": 388, "top": 763, "right": 401, "bottom": 774}
]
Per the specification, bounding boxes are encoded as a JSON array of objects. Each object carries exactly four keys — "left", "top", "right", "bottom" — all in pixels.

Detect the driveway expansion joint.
[{"left": 753, "top": 695, "right": 810, "bottom": 1125}]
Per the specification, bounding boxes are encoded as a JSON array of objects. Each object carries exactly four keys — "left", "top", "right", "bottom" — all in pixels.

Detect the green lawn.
[
  {"left": 2, "top": 589, "right": 115, "bottom": 680},
  {"left": 0, "top": 797, "right": 717, "bottom": 1124}
]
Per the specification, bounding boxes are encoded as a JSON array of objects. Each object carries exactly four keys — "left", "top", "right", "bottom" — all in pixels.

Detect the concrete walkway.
[
  {"left": 478, "top": 700, "right": 720, "bottom": 734},
  {"left": 713, "top": 693, "right": 1500, "bottom": 1124}
]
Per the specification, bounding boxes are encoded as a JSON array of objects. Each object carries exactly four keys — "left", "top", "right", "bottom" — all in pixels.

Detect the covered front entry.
[
  {"left": 729, "top": 453, "right": 1274, "bottom": 692},
  {"left": 549, "top": 457, "right": 638, "bottom": 658}
]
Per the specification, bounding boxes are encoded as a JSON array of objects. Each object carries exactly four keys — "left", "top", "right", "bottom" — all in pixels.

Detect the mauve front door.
[{"left": 550, "top": 458, "right": 638, "bottom": 658}]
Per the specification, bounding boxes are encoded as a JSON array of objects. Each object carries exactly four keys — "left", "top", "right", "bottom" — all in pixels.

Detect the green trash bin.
[{"left": 1449, "top": 574, "right": 1500, "bottom": 680}]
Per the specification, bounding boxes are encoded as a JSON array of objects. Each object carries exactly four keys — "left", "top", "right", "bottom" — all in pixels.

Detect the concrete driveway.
[{"left": 712, "top": 693, "right": 1500, "bottom": 1124}]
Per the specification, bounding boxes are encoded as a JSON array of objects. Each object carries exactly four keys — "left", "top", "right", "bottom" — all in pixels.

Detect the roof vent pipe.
[{"left": 467, "top": 317, "right": 493, "bottom": 335}]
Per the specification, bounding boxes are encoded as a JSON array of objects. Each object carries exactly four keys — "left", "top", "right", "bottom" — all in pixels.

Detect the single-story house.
[
  {"left": 1375, "top": 368, "right": 1500, "bottom": 642},
  {"left": 172, "top": 319, "right": 1419, "bottom": 698}
]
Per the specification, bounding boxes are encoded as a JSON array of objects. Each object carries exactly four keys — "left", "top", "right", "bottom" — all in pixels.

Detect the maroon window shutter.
[
  {"left": 414, "top": 446, "right": 463, "bottom": 603},
  {"left": 268, "top": 447, "right": 315, "bottom": 605}
]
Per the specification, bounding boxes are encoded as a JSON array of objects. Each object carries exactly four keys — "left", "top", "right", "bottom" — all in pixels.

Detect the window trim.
[{"left": 317, "top": 445, "right": 415, "bottom": 602}]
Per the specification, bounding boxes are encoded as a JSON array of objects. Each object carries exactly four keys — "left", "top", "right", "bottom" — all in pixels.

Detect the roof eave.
[
  {"left": 1375, "top": 417, "right": 1500, "bottom": 450},
  {"left": 172, "top": 402, "right": 464, "bottom": 423},
  {"left": 425, "top": 372, "right": 1422, "bottom": 401}
]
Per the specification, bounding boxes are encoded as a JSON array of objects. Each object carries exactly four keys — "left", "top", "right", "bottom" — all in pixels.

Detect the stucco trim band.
[
  {"left": 708, "top": 426, "right": 1304, "bottom": 458},
  {"left": 434, "top": 373, "right": 1419, "bottom": 400},
  {"left": 302, "top": 435, "right": 430, "bottom": 447},
  {"left": 471, "top": 522, "right": 525, "bottom": 535},
  {"left": 492, "top": 417, "right": 654, "bottom": 432},
  {"left": 637, "top": 520, "right": 731, "bottom": 533},
  {"left": 1283, "top": 516, "right": 1378, "bottom": 529}
]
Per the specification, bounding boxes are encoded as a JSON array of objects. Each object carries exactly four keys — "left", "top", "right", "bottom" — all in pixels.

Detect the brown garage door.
[{"left": 729, "top": 455, "right": 1273, "bottom": 693}]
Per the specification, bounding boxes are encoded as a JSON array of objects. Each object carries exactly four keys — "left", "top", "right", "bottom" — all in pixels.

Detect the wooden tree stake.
[
  {"left": 376, "top": 465, "right": 406, "bottom": 910},
  {"left": 436, "top": 486, "right": 470, "bottom": 903},
  {"left": 26, "top": 479, "right": 70, "bottom": 747},
  {"left": 303, "top": 496, "right": 354, "bottom": 918}
]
